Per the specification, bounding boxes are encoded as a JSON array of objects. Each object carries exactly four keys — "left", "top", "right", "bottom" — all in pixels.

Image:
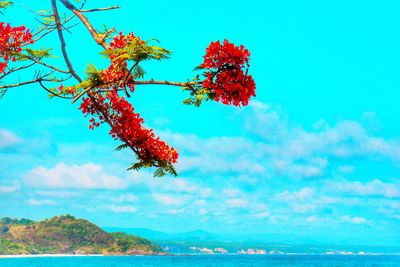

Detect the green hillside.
[{"left": 0, "top": 215, "right": 162, "bottom": 255}]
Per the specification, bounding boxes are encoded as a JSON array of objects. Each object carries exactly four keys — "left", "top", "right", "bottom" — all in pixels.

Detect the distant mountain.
[
  {"left": 175, "top": 230, "right": 226, "bottom": 242},
  {"left": 102, "top": 227, "right": 400, "bottom": 255},
  {"left": 103, "top": 227, "right": 224, "bottom": 242},
  {"left": 0, "top": 215, "right": 162, "bottom": 255},
  {"left": 104, "top": 227, "right": 173, "bottom": 241}
]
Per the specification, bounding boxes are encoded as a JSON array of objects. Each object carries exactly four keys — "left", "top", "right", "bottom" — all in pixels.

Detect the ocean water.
[{"left": 1, "top": 255, "right": 400, "bottom": 267}]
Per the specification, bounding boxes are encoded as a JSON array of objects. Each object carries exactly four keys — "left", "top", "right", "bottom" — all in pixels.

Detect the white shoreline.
[
  {"left": 0, "top": 254, "right": 105, "bottom": 259},
  {"left": 1, "top": 253, "right": 400, "bottom": 259}
]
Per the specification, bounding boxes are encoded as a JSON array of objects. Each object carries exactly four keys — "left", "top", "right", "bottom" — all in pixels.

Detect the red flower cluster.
[
  {"left": 100, "top": 32, "right": 140, "bottom": 92},
  {"left": 201, "top": 40, "right": 256, "bottom": 106},
  {"left": 79, "top": 91, "right": 178, "bottom": 166},
  {"left": 0, "top": 22, "right": 33, "bottom": 73},
  {"left": 109, "top": 32, "right": 136, "bottom": 49}
]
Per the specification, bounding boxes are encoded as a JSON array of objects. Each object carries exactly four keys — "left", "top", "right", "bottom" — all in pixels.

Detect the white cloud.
[
  {"left": 36, "top": 191, "right": 79, "bottom": 198},
  {"left": 0, "top": 182, "right": 20, "bottom": 194},
  {"left": 112, "top": 194, "right": 137, "bottom": 202},
  {"left": 245, "top": 100, "right": 289, "bottom": 142},
  {"left": 223, "top": 188, "right": 241, "bottom": 197},
  {"left": 273, "top": 158, "right": 327, "bottom": 179},
  {"left": 28, "top": 198, "right": 55, "bottom": 206},
  {"left": 276, "top": 187, "right": 315, "bottom": 202},
  {"left": 130, "top": 172, "right": 194, "bottom": 192},
  {"left": 200, "top": 188, "right": 213, "bottom": 198},
  {"left": 0, "top": 129, "right": 20, "bottom": 151},
  {"left": 195, "top": 199, "right": 207, "bottom": 206},
  {"left": 164, "top": 178, "right": 199, "bottom": 194},
  {"left": 275, "top": 188, "right": 335, "bottom": 214},
  {"left": 331, "top": 179, "right": 400, "bottom": 198},
  {"left": 178, "top": 155, "right": 265, "bottom": 174},
  {"left": 198, "top": 208, "right": 207, "bottom": 215},
  {"left": 25, "top": 163, "right": 127, "bottom": 190},
  {"left": 342, "top": 215, "right": 368, "bottom": 225},
  {"left": 154, "top": 101, "right": 400, "bottom": 181},
  {"left": 245, "top": 102, "right": 400, "bottom": 178},
  {"left": 291, "top": 203, "right": 317, "bottom": 214},
  {"left": 160, "top": 132, "right": 264, "bottom": 175},
  {"left": 249, "top": 100, "right": 270, "bottom": 111},
  {"left": 337, "top": 165, "right": 355, "bottom": 174},
  {"left": 153, "top": 193, "right": 185, "bottom": 206},
  {"left": 305, "top": 216, "right": 320, "bottom": 223},
  {"left": 376, "top": 200, "right": 400, "bottom": 220},
  {"left": 254, "top": 211, "right": 270, "bottom": 219},
  {"left": 226, "top": 198, "right": 249, "bottom": 208},
  {"left": 164, "top": 208, "right": 185, "bottom": 215},
  {"left": 107, "top": 205, "right": 137, "bottom": 213},
  {"left": 269, "top": 215, "right": 289, "bottom": 224}
]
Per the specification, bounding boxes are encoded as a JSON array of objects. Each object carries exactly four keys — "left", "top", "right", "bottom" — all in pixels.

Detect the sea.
[{"left": 1, "top": 255, "right": 400, "bottom": 267}]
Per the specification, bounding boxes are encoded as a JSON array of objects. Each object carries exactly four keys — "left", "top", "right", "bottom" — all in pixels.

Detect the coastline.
[
  {"left": 0, "top": 254, "right": 105, "bottom": 259},
  {"left": 1, "top": 253, "right": 400, "bottom": 258}
]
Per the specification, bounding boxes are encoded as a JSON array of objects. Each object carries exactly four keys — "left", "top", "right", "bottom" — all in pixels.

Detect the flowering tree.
[{"left": 0, "top": 0, "right": 256, "bottom": 176}]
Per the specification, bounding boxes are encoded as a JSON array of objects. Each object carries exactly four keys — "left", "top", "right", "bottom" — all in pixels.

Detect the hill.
[
  {"left": 0, "top": 215, "right": 162, "bottom": 255},
  {"left": 103, "top": 228, "right": 226, "bottom": 242}
]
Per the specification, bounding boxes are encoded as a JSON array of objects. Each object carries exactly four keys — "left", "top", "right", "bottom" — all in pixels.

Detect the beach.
[{"left": 0, "top": 254, "right": 105, "bottom": 258}]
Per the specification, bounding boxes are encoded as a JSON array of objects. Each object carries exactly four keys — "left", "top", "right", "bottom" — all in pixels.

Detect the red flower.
[
  {"left": 0, "top": 22, "right": 33, "bottom": 73},
  {"left": 78, "top": 32, "right": 178, "bottom": 172},
  {"left": 100, "top": 32, "right": 140, "bottom": 92},
  {"left": 201, "top": 40, "right": 255, "bottom": 106},
  {"left": 79, "top": 91, "right": 178, "bottom": 166}
]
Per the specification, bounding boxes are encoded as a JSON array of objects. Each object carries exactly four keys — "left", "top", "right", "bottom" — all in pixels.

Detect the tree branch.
[
  {"left": 55, "top": 1, "right": 141, "bottom": 158},
  {"left": 0, "top": 79, "right": 44, "bottom": 89},
  {"left": 79, "top": 6, "right": 120, "bottom": 12},
  {"left": 0, "top": 70, "right": 64, "bottom": 89},
  {"left": 71, "top": 80, "right": 200, "bottom": 104},
  {"left": 0, "top": 62, "right": 37, "bottom": 80},
  {"left": 59, "top": 0, "right": 110, "bottom": 49},
  {"left": 22, "top": 54, "right": 70, "bottom": 74},
  {"left": 86, "top": 92, "right": 140, "bottom": 156},
  {"left": 39, "top": 79, "right": 74, "bottom": 99},
  {"left": 134, "top": 80, "right": 200, "bottom": 87},
  {"left": 51, "top": 0, "right": 82, "bottom": 82}
]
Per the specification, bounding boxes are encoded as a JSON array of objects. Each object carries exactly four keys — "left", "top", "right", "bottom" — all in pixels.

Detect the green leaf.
[
  {"left": 165, "top": 163, "right": 177, "bottom": 176},
  {"left": 193, "top": 65, "right": 204, "bottom": 71},
  {"left": 23, "top": 47, "right": 53, "bottom": 59},
  {"left": 83, "top": 64, "right": 103, "bottom": 87},
  {"left": 42, "top": 16, "right": 55, "bottom": 25},
  {"left": 100, "top": 37, "right": 171, "bottom": 64},
  {"left": 132, "top": 65, "right": 145, "bottom": 79},
  {"left": 153, "top": 167, "right": 166, "bottom": 177},
  {"left": 127, "top": 162, "right": 144, "bottom": 171},
  {"left": 114, "top": 144, "right": 128, "bottom": 151},
  {"left": 0, "top": 1, "right": 12, "bottom": 12}
]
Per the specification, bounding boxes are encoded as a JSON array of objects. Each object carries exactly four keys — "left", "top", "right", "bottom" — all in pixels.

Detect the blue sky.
[{"left": 1, "top": 0, "right": 400, "bottom": 246}]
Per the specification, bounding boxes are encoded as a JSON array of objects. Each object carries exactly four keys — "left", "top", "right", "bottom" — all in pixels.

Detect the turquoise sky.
[{"left": 1, "top": 0, "right": 400, "bottom": 246}]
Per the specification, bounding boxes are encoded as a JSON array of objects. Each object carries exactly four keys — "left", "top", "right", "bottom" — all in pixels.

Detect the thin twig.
[
  {"left": 51, "top": 0, "right": 82, "bottom": 82},
  {"left": 22, "top": 54, "right": 70, "bottom": 74},
  {"left": 39, "top": 79, "right": 74, "bottom": 99},
  {"left": 134, "top": 80, "right": 200, "bottom": 87},
  {"left": 33, "top": 27, "right": 56, "bottom": 42},
  {"left": 71, "top": 86, "right": 92, "bottom": 103},
  {"left": 59, "top": 0, "right": 109, "bottom": 49},
  {"left": 79, "top": 6, "right": 120, "bottom": 12},
  {"left": 0, "top": 72, "right": 62, "bottom": 89},
  {"left": 58, "top": 0, "right": 199, "bottom": 102},
  {"left": 87, "top": 92, "right": 139, "bottom": 156},
  {"left": 20, "top": 2, "right": 53, "bottom": 17},
  {"left": 0, "top": 79, "right": 42, "bottom": 89},
  {"left": 0, "top": 61, "right": 37, "bottom": 79},
  {"left": 32, "top": 11, "right": 77, "bottom": 40},
  {"left": 71, "top": 80, "right": 200, "bottom": 103}
]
